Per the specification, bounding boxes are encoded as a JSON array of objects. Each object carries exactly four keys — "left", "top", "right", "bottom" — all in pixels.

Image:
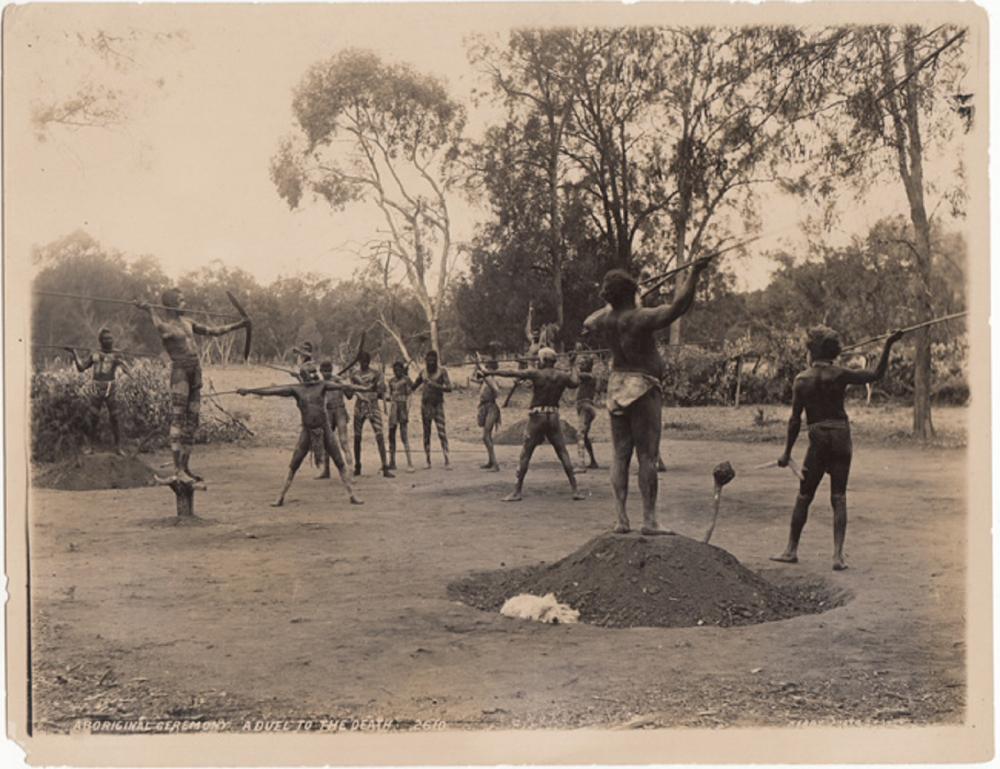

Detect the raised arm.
[
  {"left": 778, "top": 379, "right": 806, "bottom": 465},
  {"left": 494, "top": 367, "right": 537, "bottom": 382},
  {"left": 839, "top": 331, "right": 904, "bottom": 385},
  {"left": 639, "top": 256, "right": 712, "bottom": 332},
  {"left": 192, "top": 319, "right": 248, "bottom": 337},
  {"left": 583, "top": 305, "right": 611, "bottom": 335},
  {"left": 238, "top": 385, "right": 296, "bottom": 398},
  {"left": 133, "top": 301, "right": 170, "bottom": 334},
  {"left": 66, "top": 349, "right": 93, "bottom": 373}
]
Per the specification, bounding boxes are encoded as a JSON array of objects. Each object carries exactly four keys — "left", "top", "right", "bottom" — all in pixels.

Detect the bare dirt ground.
[{"left": 28, "top": 365, "right": 967, "bottom": 732}]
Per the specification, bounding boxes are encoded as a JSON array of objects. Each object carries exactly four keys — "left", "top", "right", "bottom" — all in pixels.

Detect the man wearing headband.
[
  {"left": 770, "top": 325, "right": 903, "bottom": 571},
  {"left": 66, "top": 328, "right": 132, "bottom": 455},
  {"left": 584, "top": 258, "right": 711, "bottom": 534},
  {"left": 135, "top": 288, "right": 248, "bottom": 482},
  {"left": 489, "top": 347, "right": 585, "bottom": 502}
]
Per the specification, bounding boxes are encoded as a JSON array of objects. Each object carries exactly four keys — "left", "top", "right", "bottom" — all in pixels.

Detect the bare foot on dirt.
[
  {"left": 406, "top": 466, "right": 416, "bottom": 473},
  {"left": 349, "top": 495, "right": 364, "bottom": 505},
  {"left": 572, "top": 490, "right": 587, "bottom": 500},
  {"left": 315, "top": 472, "right": 330, "bottom": 480},
  {"left": 488, "top": 464, "right": 500, "bottom": 473},
  {"left": 382, "top": 468, "right": 395, "bottom": 479},
  {"left": 833, "top": 557, "right": 848, "bottom": 571},
  {"left": 640, "top": 526, "right": 674, "bottom": 536},
  {"left": 271, "top": 499, "right": 285, "bottom": 508},
  {"left": 501, "top": 491, "right": 523, "bottom": 502},
  {"left": 770, "top": 553, "right": 799, "bottom": 564},
  {"left": 613, "top": 524, "right": 631, "bottom": 534},
  {"left": 444, "top": 464, "right": 454, "bottom": 471},
  {"left": 588, "top": 462, "right": 600, "bottom": 470}
]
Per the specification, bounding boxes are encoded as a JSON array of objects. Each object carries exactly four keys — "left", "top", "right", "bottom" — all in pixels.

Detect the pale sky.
[{"left": 5, "top": 4, "right": 975, "bottom": 294}]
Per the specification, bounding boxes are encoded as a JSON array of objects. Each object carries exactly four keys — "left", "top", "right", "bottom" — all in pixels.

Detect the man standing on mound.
[
  {"left": 413, "top": 350, "right": 453, "bottom": 469},
  {"left": 770, "top": 326, "right": 903, "bottom": 571},
  {"left": 66, "top": 328, "right": 132, "bottom": 455},
  {"left": 350, "top": 352, "right": 394, "bottom": 478},
  {"left": 238, "top": 364, "right": 363, "bottom": 507},
  {"left": 490, "top": 348, "right": 586, "bottom": 502},
  {"left": 135, "top": 289, "right": 248, "bottom": 483},
  {"left": 584, "top": 259, "right": 712, "bottom": 535}
]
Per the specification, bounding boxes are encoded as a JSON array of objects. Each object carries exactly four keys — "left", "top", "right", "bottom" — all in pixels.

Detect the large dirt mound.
[
  {"left": 494, "top": 417, "right": 579, "bottom": 446},
  {"left": 34, "top": 453, "right": 157, "bottom": 491},
  {"left": 449, "top": 533, "right": 844, "bottom": 628}
]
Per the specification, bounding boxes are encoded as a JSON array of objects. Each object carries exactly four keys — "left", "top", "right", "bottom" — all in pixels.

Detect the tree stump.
[{"left": 154, "top": 475, "right": 206, "bottom": 517}]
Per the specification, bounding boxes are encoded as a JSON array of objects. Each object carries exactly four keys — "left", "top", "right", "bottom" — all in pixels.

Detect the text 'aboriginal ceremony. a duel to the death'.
[{"left": 10, "top": 6, "right": 989, "bottom": 749}]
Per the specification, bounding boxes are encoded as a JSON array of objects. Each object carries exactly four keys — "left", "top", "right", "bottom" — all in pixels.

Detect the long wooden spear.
[
  {"left": 34, "top": 289, "right": 241, "bottom": 320},
  {"left": 840, "top": 311, "right": 967, "bottom": 353},
  {"left": 32, "top": 343, "right": 162, "bottom": 359}
]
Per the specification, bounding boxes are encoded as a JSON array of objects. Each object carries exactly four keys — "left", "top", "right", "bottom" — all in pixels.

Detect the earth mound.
[
  {"left": 449, "top": 533, "right": 845, "bottom": 628},
  {"left": 494, "top": 418, "right": 578, "bottom": 446},
  {"left": 34, "top": 453, "right": 157, "bottom": 491}
]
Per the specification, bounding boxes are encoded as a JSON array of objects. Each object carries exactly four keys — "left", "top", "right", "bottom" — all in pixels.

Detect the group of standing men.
[{"left": 61, "top": 256, "right": 904, "bottom": 570}]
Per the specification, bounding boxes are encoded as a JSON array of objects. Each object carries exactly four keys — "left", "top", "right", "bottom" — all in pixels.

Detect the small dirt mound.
[
  {"left": 449, "top": 533, "right": 845, "bottom": 628},
  {"left": 34, "top": 453, "right": 157, "bottom": 491},
  {"left": 494, "top": 417, "right": 578, "bottom": 446}
]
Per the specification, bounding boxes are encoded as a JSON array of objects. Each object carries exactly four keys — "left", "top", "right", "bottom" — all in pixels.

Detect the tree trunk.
[
  {"left": 429, "top": 313, "right": 441, "bottom": 359},
  {"left": 901, "top": 28, "right": 935, "bottom": 439},
  {"left": 669, "top": 221, "right": 688, "bottom": 345}
]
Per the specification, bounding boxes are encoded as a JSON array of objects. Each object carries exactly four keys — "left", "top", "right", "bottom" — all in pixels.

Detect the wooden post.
[
  {"left": 155, "top": 476, "right": 205, "bottom": 517},
  {"left": 733, "top": 355, "right": 743, "bottom": 409}
]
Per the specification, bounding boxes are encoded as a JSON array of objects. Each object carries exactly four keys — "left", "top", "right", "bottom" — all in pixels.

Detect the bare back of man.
[
  {"left": 586, "top": 260, "right": 711, "bottom": 535},
  {"left": 771, "top": 327, "right": 903, "bottom": 571}
]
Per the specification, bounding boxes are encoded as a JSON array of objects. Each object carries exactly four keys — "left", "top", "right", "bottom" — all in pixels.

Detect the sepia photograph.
[{"left": 3, "top": 2, "right": 992, "bottom": 765}]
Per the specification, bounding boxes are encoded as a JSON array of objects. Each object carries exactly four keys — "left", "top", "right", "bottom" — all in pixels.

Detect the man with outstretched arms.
[
  {"left": 238, "top": 363, "right": 363, "bottom": 507},
  {"left": 490, "top": 348, "right": 585, "bottom": 502}
]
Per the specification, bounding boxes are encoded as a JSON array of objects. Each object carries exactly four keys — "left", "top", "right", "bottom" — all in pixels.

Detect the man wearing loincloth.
[
  {"left": 770, "top": 326, "right": 903, "bottom": 571},
  {"left": 491, "top": 347, "right": 586, "bottom": 502},
  {"left": 413, "top": 350, "right": 453, "bottom": 469},
  {"left": 584, "top": 260, "right": 712, "bottom": 534},
  {"left": 350, "top": 352, "right": 394, "bottom": 478},
  {"left": 472, "top": 358, "right": 502, "bottom": 471},
  {"left": 573, "top": 355, "right": 601, "bottom": 472},
  {"left": 238, "top": 364, "right": 363, "bottom": 507},
  {"left": 387, "top": 360, "right": 416, "bottom": 473},
  {"left": 66, "top": 328, "right": 133, "bottom": 455},
  {"left": 135, "top": 289, "right": 248, "bottom": 483},
  {"left": 315, "top": 360, "right": 354, "bottom": 478}
]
